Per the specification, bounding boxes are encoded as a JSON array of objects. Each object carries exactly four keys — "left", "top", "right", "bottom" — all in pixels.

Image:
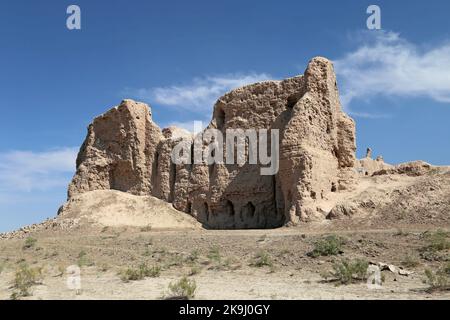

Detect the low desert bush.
[
  {"left": 207, "top": 246, "right": 221, "bottom": 263},
  {"left": 308, "top": 235, "right": 345, "bottom": 258},
  {"left": 421, "top": 230, "right": 450, "bottom": 252},
  {"left": 22, "top": 237, "right": 37, "bottom": 250},
  {"left": 189, "top": 266, "right": 201, "bottom": 276},
  {"left": 167, "top": 276, "right": 196, "bottom": 299},
  {"left": 77, "top": 250, "right": 93, "bottom": 267},
  {"left": 423, "top": 268, "right": 449, "bottom": 292},
  {"left": 323, "top": 258, "right": 369, "bottom": 285},
  {"left": 11, "top": 263, "right": 43, "bottom": 299},
  {"left": 251, "top": 251, "right": 273, "bottom": 268},
  {"left": 120, "top": 263, "right": 161, "bottom": 282},
  {"left": 419, "top": 230, "right": 450, "bottom": 261},
  {"left": 186, "top": 250, "right": 199, "bottom": 264},
  {"left": 445, "top": 262, "right": 450, "bottom": 275},
  {"left": 165, "top": 254, "right": 185, "bottom": 268}
]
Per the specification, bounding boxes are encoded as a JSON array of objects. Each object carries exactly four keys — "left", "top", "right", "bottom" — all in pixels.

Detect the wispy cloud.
[
  {"left": 334, "top": 31, "right": 450, "bottom": 113},
  {"left": 0, "top": 148, "right": 77, "bottom": 192},
  {"left": 129, "top": 73, "right": 272, "bottom": 112},
  {"left": 163, "top": 120, "right": 209, "bottom": 133}
]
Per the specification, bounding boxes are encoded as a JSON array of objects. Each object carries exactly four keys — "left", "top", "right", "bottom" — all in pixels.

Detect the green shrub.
[
  {"left": 165, "top": 254, "right": 185, "bottom": 268},
  {"left": 251, "top": 251, "right": 273, "bottom": 268},
  {"left": 11, "top": 263, "right": 42, "bottom": 298},
  {"left": 167, "top": 276, "right": 196, "bottom": 299},
  {"left": 186, "top": 250, "right": 199, "bottom": 264},
  {"left": 423, "top": 268, "right": 449, "bottom": 292},
  {"left": 120, "top": 263, "right": 161, "bottom": 282},
  {"left": 308, "top": 235, "right": 345, "bottom": 258},
  {"left": 421, "top": 230, "right": 450, "bottom": 252},
  {"left": 77, "top": 250, "right": 93, "bottom": 267},
  {"left": 444, "top": 262, "right": 450, "bottom": 275},
  {"left": 22, "top": 237, "right": 37, "bottom": 250},
  {"left": 325, "top": 258, "right": 369, "bottom": 285},
  {"left": 207, "top": 246, "right": 221, "bottom": 263}
]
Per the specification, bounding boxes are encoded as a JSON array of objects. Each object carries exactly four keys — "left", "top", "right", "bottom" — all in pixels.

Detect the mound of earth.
[
  {"left": 57, "top": 190, "right": 201, "bottom": 230},
  {"left": 326, "top": 165, "right": 450, "bottom": 229}
]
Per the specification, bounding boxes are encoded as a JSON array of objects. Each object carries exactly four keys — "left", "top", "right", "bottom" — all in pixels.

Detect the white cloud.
[
  {"left": 334, "top": 31, "right": 450, "bottom": 112},
  {"left": 132, "top": 73, "right": 272, "bottom": 112},
  {"left": 163, "top": 120, "right": 209, "bottom": 133},
  {"left": 0, "top": 148, "right": 77, "bottom": 192}
]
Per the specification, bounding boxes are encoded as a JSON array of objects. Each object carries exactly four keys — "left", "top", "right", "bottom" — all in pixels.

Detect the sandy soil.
[
  {"left": 0, "top": 226, "right": 449, "bottom": 300},
  {"left": 1, "top": 169, "right": 449, "bottom": 300}
]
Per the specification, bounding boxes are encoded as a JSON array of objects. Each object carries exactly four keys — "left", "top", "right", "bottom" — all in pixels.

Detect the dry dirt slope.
[
  {"left": 58, "top": 190, "right": 201, "bottom": 229},
  {"left": 0, "top": 164, "right": 449, "bottom": 300},
  {"left": 0, "top": 227, "right": 449, "bottom": 300}
]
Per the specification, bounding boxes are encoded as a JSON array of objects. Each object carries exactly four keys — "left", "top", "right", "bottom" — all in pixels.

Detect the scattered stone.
[{"left": 370, "top": 262, "right": 414, "bottom": 276}]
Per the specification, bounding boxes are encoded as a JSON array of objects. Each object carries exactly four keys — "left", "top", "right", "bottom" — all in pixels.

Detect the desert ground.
[
  {"left": 1, "top": 168, "right": 450, "bottom": 300},
  {"left": 0, "top": 221, "right": 449, "bottom": 300}
]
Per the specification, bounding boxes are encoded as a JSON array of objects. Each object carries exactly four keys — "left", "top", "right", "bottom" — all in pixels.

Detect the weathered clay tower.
[{"left": 68, "top": 57, "right": 357, "bottom": 229}]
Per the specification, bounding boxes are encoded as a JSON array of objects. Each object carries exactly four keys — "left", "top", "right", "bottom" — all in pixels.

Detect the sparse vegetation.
[
  {"left": 189, "top": 266, "right": 201, "bottom": 276},
  {"left": 167, "top": 276, "right": 196, "bottom": 300},
  {"left": 207, "top": 246, "right": 221, "bottom": 263},
  {"left": 140, "top": 225, "right": 152, "bottom": 232},
  {"left": 401, "top": 254, "right": 421, "bottom": 268},
  {"left": 120, "top": 263, "right": 161, "bottom": 282},
  {"left": 57, "top": 265, "right": 66, "bottom": 277},
  {"left": 308, "top": 235, "right": 345, "bottom": 258},
  {"left": 423, "top": 267, "right": 449, "bottom": 292},
  {"left": 445, "top": 262, "right": 450, "bottom": 275},
  {"left": 419, "top": 230, "right": 450, "bottom": 261},
  {"left": 11, "top": 263, "right": 43, "bottom": 299},
  {"left": 2, "top": 224, "right": 450, "bottom": 299},
  {"left": 251, "top": 251, "right": 273, "bottom": 268},
  {"left": 22, "top": 237, "right": 37, "bottom": 250},
  {"left": 165, "top": 254, "right": 185, "bottom": 268},
  {"left": 142, "top": 248, "right": 152, "bottom": 257},
  {"left": 203, "top": 247, "right": 240, "bottom": 271},
  {"left": 99, "top": 263, "right": 109, "bottom": 272},
  {"left": 77, "top": 250, "right": 93, "bottom": 267},
  {"left": 421, "top": 230, "right": 450, "bottom": 252},
  {"left": 323, "top": 258, "right": 369, "bottom": 285},
  {"left": 186, "top": 250, "right": 199, "bottom": 264}
]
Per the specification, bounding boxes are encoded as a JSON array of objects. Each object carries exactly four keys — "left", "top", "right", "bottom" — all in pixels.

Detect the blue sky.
[{"left": 1, "top": 0, "right": 450, "bottom": 232}]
